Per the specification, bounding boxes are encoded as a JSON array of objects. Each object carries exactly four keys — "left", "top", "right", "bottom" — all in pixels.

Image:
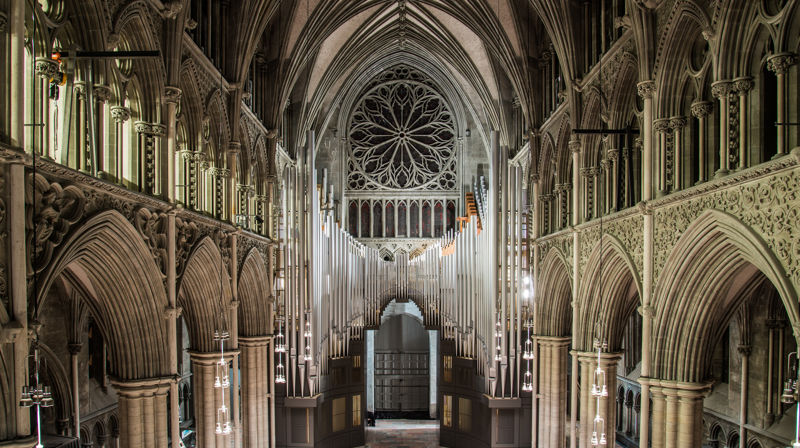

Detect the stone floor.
[{"left": 364, "top": 419, "right": 440, "bottom": 447}]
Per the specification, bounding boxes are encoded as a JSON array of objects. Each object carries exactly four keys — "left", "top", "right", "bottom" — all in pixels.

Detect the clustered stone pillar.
[
  {"left": 636, "top": 78, "right": 656, "bottom": 447},
  {"left": 644, "top": 380, "right": 710, "bottom": 448},
  {"left": 537, "top": 337, "right": 570, "bottom": 448},
  {"left": 112, "top": 378, "right": 171, "bottom": 448},
  {"left": 190, "top": 351, "right": 237, "bottom": 448},
  {"left": 577, "top": 351, "right": 621, "bottom": 448},
  {"left": 240, "top": 336, "right": 271, "bottom": 448}
]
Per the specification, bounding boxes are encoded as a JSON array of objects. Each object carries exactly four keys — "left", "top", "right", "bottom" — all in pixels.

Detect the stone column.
[
  {"left": 240, "top": 336, "right": 270, "bottom": 448},
  {"left": 607, "top": 148, "right": 619, "bottom": 212},
  {"left": 636, "top": 79, "right": 657, "bottom": 448},
  {"left": 537, "top": 337, "right": 570, "bottom": 448},
  {"left": 93, "top": 85, "right": 112, "bottom": 177},
  {"left": 74, "top": 82, "right": 89, "bottom": 172},
  {"left": 190, "top": 351, "right": 238, "bottom": 448},
  {"left": 110, "top": 106, "right": 130, "bottom": 184},
  {"left": 652, "top": 118, "right": 670, "bottom": 196},
  {"left": 645, "top": 380, "right": 710, "bottom": 448},
  {"left": 227, "top": 142, "right": 241, "bottom": 221},
  {"left": 33, "top": 58, "right": 59, "bottom": 158},
  {"left": 134, "top": 122, "right": 166, "bottom": 194},
  {"left": 69, "top": 343, "right": 81, "bottom": 438},
  {"left": 576, "top": 351, "right": 622, "bottom": 448},
  {"left": 711, "top": 80, "right": 733, "bottom": 176},
  {"left": 163, "top": 87, "right": 181, "bottom": 202},
  {"left": 766, "top": 53, "right": 796, "bottom": 157},
  {"left": 165, "top": 212, "right": 182, "bottom": 448},
  {"left": 690, "top": 101, "right": 713, "bottom": 184},
  {"left": 738, "top": 345, "right": 751, "bottom": 448},
  {"left": 733, "top": 78, "right": 753, "bottom": 169},
  {"left": 670, "top": 117, "right": 686, "bottom": 191},
  {"left": 111, "top": 378, "right": 171, "bottom": 448}
]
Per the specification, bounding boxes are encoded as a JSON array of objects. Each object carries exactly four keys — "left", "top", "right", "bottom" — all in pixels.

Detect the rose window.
[{"left": 348, "top": 73, "right": 457, "bottom": 191}]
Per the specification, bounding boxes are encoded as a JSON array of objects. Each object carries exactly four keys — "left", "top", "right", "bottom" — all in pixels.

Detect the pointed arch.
[
  {"left": 238, "top": 248, "right": 273, "bottom": 337},
  {"left": 536, "top": 247, "right": 572, "bottom": 337},
  {"left": 36, "top": 210, "right": 170, "bottom": 380},
  {"left": 576, "top": 234, "right": 641, "bottom": 351},
  {"left": 178, "top": 237, "right": 233, "bottom": 352},
  {"left": 652, "top": 209, "right": 799, "bottom": 382}
]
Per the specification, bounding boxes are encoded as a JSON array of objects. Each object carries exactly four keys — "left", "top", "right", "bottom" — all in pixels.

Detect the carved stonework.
[
  {"left": 164, "top": 86, "right": 182, "bottom": 105},
  {"left": 93, "top": 85, "right": 113, "bottom": 103},
  {"left": 653, "top": 168, "right": 800, "bottom": 287},
  {"left": 690, "top": 101, "right": 713, "bottom": 119},
  {"left": 134, "top": 208, "right": 168, "bottom": 278},
  {"left": 135, "top": 122, "right": 166, "bottom": 137},
  {"left": 733, "top": 77, "right": 753, "bottom": 94},
  {"left": 636, "top": 80, "right": 656, "bottom": 99},
  {"left": 110, "top": 106, "right": 131, "bottom": 123},
  {"left": 34, "top": 58, "right": 60, "bottom": 80},
  {"left": 27, "top": 173, "right": 87, "bottom": 275},
  {"left": 0, "top": 11, "right": 7, "bottom": 32},
  {"left": 766, "top": 53, "right": 797, "bottom": 75},
  {"left": 175, "top": 217, "right": 200, "bottom": 278},
  {"left": 710, "top": 80, "right": 733, "bottom": 99}
]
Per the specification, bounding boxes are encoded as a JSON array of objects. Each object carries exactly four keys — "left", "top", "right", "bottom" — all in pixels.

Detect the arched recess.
[
  {"left": 535, "top": 247, "right": 572, "bottom": 337},
  {"left": 238, "top": 248, "right": 273, "bottom": 337},
  {"left": 177, "top": 237, "right": 233, "bottom": 352},
  {"left": 36, "top": 210, "right": 170, "bottom": 380},
  {"left": 651, "top": 209, "right": 800, "bottom": 383},
  {"left": 576, "top": 234, "right": 642, "bottom": 351}
]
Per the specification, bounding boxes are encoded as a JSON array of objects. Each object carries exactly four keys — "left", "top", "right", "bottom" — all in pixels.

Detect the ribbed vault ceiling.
[{"left": 248, "top": 0, "right": 546, "bottom": 152}]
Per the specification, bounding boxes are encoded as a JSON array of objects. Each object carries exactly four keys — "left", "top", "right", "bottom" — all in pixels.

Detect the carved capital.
[
  {"left": 163, "top": 86, "right": 182, "bottom": 105},
  {"left": 766, "top": 52, "right": 797, "bottom": 75},
  {"left": 135, "top": 122, "right": 166, "bottom": 137},
  {"left": 733, "top": 77, "right": 754, "bottom": 94},
  {"left": 669, "top": 116, "right": 687, "bottom": 130},
  {"left": 568, "top": 139, "right": 581, "bottom": 154},
  {"left": 690, "top": 101, "right": 713, "bottom": 119},
  {"left": 0, "top": 12, "right": 7, "bottom": 33},
  {"left": 606, "top": 148, "right": 619, "bottom": 161},
  {"left": 68, "top": 343, "right": 82, "bottom": 355},
  {"left": 93, "top": 85, "right": 113, "bottom": 103},
  {"left": 711, "top": 80, "right": 733, "bottom": 99},
  {"left": 160, "top": 0, "right": 184, "bottom": 18},
  {"left": 580, "top": 167, "right": 594, "bottom": 178},
  {"left": 73, "top": 81, "right": 88, "bottom": 100},
  {"left": 636, "top": 80, "right": 656, "bottom": 99},
  {"left": 110, "top": 106, "right": 131, "bottom": 123},
  {"left": 737, "top": 345, "right": 752, "bottom": 357},
  {"left": 34, "top": 58, "right": 60, "bottom": 80},
  {"left": 637, "top": 305, "right": 654, "bottom": 318},
  {"left": 653, "top": 118, "right": 672, "bottom": 133}
]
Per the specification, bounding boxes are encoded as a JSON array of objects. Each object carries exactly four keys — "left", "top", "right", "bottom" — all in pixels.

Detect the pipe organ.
[{"left": 279, "top": 130, "right": 531, "bottom": 400}]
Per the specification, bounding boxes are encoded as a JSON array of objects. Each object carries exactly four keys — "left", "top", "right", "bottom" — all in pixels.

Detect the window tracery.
[{"left": 347, "top": 65, "right": 457, "bottom": 191}]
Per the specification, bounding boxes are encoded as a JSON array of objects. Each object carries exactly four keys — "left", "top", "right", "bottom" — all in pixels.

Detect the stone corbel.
[
  {"left": 163, "top": 86, "right": 182, "bottom": 105},
  {"left": 110, "top": 106, "right": 131, "bottom": 123},
  {"left": 34, "top": 58, "right": 60, "bottom": 80},
  {"left": 93, "top": 85, "right": 113, "bottom": 103},
  {"left": 164, "top": 306, "right": 183, "bottom": 320},
  {"left": 0, "top": 320, "right": 24, "bottom": 344}
]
